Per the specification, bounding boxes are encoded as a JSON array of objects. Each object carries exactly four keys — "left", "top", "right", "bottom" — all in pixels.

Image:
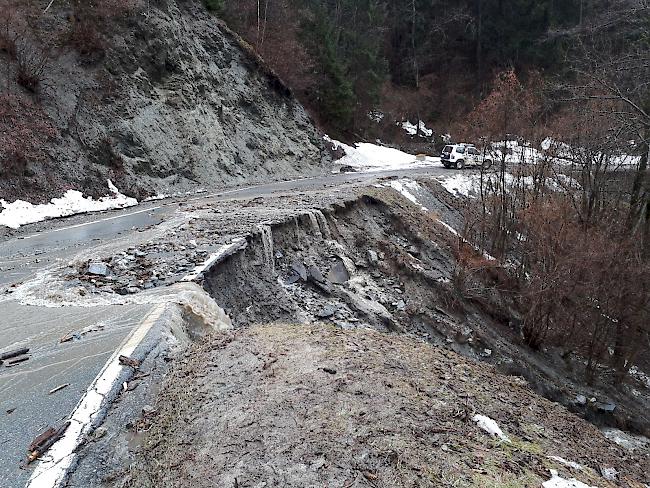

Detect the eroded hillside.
[{"left": 0, "top": 0, "right": 327, "bottom": 202}]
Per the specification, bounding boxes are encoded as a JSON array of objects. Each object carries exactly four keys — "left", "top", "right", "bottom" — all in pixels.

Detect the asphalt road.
[{"left": 0, "top": 165, "right": 448, "bottom": 487}]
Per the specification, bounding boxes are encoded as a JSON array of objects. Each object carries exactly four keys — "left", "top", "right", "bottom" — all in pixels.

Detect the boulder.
[{"left": 87, "top": 262, "right": 109, "bottom": 276}]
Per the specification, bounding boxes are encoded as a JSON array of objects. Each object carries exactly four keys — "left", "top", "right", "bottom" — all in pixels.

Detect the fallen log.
[
  {"left": 27, "top": 421, "right": 70, "bottom": 464},
  {"left": 1, "top": 347, "right": 29, "bottom": 361}
]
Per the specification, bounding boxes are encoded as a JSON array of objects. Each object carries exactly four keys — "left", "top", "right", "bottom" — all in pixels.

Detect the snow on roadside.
[
  {"left": 472, "top": 414, "right": 511, "bottom": 442},
  {"left": 401, "top": 120, "right": 433, "bottom": 137},
  {"left": 0, "top": 180, "right": 138, "bottom": 229},
  {"left": 542, "top": 469, "right": 597, "bottom": 488},
  {"left": 438, "top": 173, "right": 477, "bottom": 197},
  {"left": 325, "top": 136, "right": 440, "bottom": 172},
  {"left": 436, "top": 171, "right": 580, "bottom": 198}
]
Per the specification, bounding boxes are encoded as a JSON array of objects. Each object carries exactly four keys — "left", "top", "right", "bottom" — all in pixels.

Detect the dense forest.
[{"left": 217, "top": 0, "right": 634, "bottom": 137}]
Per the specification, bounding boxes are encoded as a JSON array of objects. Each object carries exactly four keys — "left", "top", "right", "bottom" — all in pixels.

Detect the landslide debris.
[{"left": 126, "top": 324, "right": 649, "bottom": 488}]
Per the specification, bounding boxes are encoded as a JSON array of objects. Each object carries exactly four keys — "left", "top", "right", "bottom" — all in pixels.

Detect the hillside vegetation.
[{"left": 219, "top": 0, "right": 648, "bottom": 140}]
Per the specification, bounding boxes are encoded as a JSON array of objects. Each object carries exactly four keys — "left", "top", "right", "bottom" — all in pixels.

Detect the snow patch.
[
  {"left": 435, "top": 172, "right": 580, "bottom": 198},
  {"left": 388, "top": 179, "right": 428, "bottom": 210},
  {"left": 472, "top": 414, "right": 511, "bottom": 442},
  {"left": 629, "top": 366, "right": 650, "bottom": 389},
  {"left": 438, "top": 173, "right": 477, "bottom": 197},
  {"left": 401, "top": 120, "right": 433, "bottom": 137},
  {"left": 602, "top": 427, "right": 650, "bottom": 451},
  {"left": 542, "top": 470, "right": 597, "bottom": 488},
  {"left": 368, "top": 110, "right": 384, "bottom": 123},
  {"left": 548, "top": 456, "right": 584, "bottom": 471},
  {"left": 0, "top": 180, "right": 138, "bottom": 229},
  {"left": 325, "top": 135, "right": 440, "bottom": 172}
]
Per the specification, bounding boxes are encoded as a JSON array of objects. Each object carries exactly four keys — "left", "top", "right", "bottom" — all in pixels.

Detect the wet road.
[{"left": 0, "top": 165, "right": 448, "bottom": 487}]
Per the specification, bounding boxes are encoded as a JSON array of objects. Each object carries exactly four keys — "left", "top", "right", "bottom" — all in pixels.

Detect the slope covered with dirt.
[
  {"left": 127, "top": 324, "right": 649, "bottom": 487},
  {"left": 0, "top": 0, "right": 327, "bottom": 202}
]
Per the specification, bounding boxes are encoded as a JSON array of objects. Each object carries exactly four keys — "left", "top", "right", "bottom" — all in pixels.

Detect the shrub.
[{"left": 0, "top": 95, "right": 56, "bottom": 175}]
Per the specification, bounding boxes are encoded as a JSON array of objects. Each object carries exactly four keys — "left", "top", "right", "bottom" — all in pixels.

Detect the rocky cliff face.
[{"left": 0, "top": 0, "right": 327, "bottom": 202}]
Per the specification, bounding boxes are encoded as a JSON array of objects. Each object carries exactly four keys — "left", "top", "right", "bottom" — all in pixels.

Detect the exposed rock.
[
  {"left": 87, "top": 263, "right": 109, "bottom": 276},
  {"left": 0, "top": 1, "right": 328, "bottom": 202},
  {"left": 307, "top": 265, "right": 325, "bottom": 283},
  {"left": 596, "top": 402, "right": 616, "bottom": 413},
  {"left": 326, "top": 260, "right": 350, "bottom": 284},
  {"left": 315, "top": 304, "right": 339, "bottom": 319},
  {"left": 291, "top": 261, "right": 308, "bottom": 281},
  {"left": 366, "top": 249, "right": 379, "bottom": 266}
]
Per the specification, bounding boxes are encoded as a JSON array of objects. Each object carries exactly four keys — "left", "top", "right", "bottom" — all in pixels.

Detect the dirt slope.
[
  {"left": 0, "top": 1, "right": 327, "bottom": 202},
  {"left": 125, "top": 324, "right": 649, "bottom": 488}
]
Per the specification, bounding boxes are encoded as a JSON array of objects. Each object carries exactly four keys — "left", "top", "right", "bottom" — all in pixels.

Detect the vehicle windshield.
[{"left": 442, "top": 146, "right": 453, "bottom": 153}]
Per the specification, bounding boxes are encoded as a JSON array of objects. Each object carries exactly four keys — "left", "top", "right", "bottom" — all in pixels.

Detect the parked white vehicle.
[{"left": 441, "top": 143, "right": 493, "bottom": 169}]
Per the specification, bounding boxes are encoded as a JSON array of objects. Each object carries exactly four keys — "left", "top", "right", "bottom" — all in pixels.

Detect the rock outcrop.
[{"left": 0, "top": 0, "right": 327, "bottom": 201}]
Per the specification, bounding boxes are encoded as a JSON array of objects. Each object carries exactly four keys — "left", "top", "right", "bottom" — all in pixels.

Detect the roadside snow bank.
[
  {"left": 0, "top": 180, "right": 138, "bottom": 229},
  {"left": 472, "top": 414, "right": 511, "bottom": 442},
  {"left": 325, "top": 136, "right": 440, "bottom": 172},
  {"left": 542, "top": 469, "right": 597, "bottom": 488}
]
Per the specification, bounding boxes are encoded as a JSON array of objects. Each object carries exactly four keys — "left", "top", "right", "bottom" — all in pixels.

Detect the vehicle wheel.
[
  {"left": 456, "top": 159, "right": 465, "bottom": 169},
  {"left": 482, "top": 159, "right": 492, "bottom": 170}
]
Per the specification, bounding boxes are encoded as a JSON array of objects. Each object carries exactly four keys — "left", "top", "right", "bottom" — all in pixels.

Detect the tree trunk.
[
  {"left": 629, "top": 139, "right": 649, "bottom": 233},
  {"left": 411, "top": 0, "right": 419, "bottom": 89}
]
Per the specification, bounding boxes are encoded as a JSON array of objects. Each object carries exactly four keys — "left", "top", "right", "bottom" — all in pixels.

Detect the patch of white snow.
[
  {"left": 325, "top": 135, "right": 440, "bottom": 172},
  {"left": 401, "top": 120, "right": 433, "bottom": 137},
  {"left": 542, "top": 470, "right": 597, "bottom": 488},
  {"left": 548, "top": 456, "right": 584, "bottom": 471},
  {"left": 388, "top": 179, "right": 428, "bottom": 210},
  {"left": 472, "top": 414, "right": 511, "bottom": 442},
  {"left": 0, "top": 180, "right": 138, "bottom": 229}
]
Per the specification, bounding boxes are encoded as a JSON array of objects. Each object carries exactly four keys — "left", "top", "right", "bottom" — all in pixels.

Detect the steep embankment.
[{"left": 0, "top": 1, "right": 327, "bottom": 202}]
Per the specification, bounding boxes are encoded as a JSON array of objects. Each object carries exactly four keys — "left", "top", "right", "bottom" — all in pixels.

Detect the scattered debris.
[
  {"left": 595, "top": 402, "right": 616, "bottom": 413},
  {"left": 366, "top": 249, "right": 379, "bottom": 266},
  {"left": 119, "top": 355, "right": 141, "bottom": 369},
  {"left": 316, "top": 304, "right": 339, "bottom": 319},
  {"left": 327, "top": 260, "right": 350, "bottom": 284},
  {"left": 60, "top": 333, "right": 74, "bottom": 343},
  {"left": 291, "top": 260, "right": 308, "bottom": 281},
  {"left": 142, "top": 405, "right": 156, "bottom": 416},
  {"left": 48, "top": 384, "right": 70, "bottom": 395},
  {"left": 28, "top": 427, "right": 56, "bottom": 452}
]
